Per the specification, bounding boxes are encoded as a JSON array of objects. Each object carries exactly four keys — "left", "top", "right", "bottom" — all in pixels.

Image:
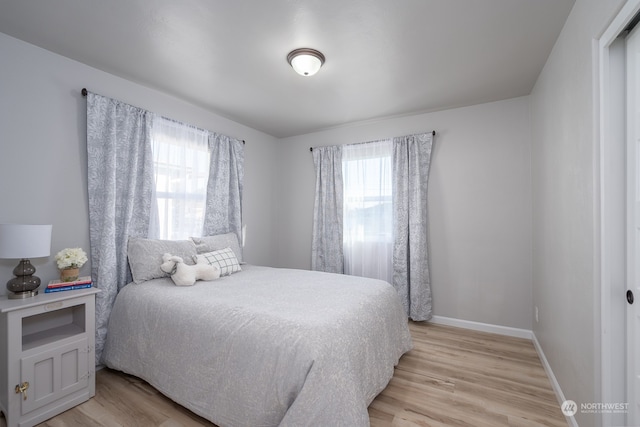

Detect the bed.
[{"left": 102, "top": 237, "right": 412, "bottom": 427}]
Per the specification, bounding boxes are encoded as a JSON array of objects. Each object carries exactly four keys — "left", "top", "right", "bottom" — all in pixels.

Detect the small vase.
[{"left": 60, "top": 267, "right": 80, "bottom": 282}]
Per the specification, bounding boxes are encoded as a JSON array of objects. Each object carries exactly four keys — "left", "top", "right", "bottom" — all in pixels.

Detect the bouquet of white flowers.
[{"left": 55, "top": 247, "right": 88, "bottom": 270}]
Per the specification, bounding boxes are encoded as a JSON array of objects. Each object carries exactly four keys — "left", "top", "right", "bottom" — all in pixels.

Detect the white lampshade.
[
  {"left": 0, "top": 224, "right": 52, "bottom": 259},
  {"left": 287, "top": 48, "right": 325, "bottom": 76}
]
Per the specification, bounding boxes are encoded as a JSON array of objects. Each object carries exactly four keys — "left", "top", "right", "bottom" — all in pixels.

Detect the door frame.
[{"left": 598, "top": 2, "right": 640, "bottom": 426}]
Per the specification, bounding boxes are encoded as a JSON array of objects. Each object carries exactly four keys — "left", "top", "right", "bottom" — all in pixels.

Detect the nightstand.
[{"left": 0, "top": 287, "right": 99, "bottom": 427}]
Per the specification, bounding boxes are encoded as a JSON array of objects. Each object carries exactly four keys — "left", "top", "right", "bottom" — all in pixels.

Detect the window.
[
  {"left": 342, "top": 139, "right": 393, "bottom": 283},
  {"left": 151, "top": 117, "right": 210, "bottom": 240}
]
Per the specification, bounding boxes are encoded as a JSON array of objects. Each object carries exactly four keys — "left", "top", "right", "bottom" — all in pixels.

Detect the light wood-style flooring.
[{"left": 1, "top": 322, "right": 568, "bottom": 426}]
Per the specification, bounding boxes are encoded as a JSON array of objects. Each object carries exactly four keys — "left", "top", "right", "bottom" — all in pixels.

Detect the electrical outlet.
[{"left": 535, "top": 306, "right": 539, "bottom": 323}]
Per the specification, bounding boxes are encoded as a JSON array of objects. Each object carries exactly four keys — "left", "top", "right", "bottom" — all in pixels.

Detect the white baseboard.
[
  {"left": 532, "top": 333, "right": 577, "bottom": 427},
  {"left": 428, "top": 315, "right": 533, "bottom": 339}
]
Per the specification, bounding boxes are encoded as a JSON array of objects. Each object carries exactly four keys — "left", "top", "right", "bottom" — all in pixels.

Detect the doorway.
[{"left": 600, "top": 2, "right": 640, "bottom": 426}]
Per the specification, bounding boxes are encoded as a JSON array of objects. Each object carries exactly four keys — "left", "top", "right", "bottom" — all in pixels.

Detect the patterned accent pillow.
[{"left": 195, "top": 247, "right": 241, "bottom": 277}]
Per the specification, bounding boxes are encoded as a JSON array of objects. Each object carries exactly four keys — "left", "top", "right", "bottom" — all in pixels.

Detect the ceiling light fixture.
[{"left": 287, "top": 48, "right": 325, "bottom": 76}]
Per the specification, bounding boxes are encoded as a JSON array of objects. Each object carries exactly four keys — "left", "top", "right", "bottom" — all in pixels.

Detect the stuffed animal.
[{"left": 160, "top": 253, "right": 220, "bottom": 286}]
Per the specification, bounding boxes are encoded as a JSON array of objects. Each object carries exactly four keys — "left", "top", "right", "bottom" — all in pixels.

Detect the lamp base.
[
  {"left": 8, "top": 289, "right": 39, "bottom": 299},
  {"left": 6, "top": 259, "right": 41, "bottom": 298}
]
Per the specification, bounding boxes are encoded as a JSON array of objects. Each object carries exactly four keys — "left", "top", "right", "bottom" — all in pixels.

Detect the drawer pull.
[{"left": 15, "top": 382, "right": 29, "bottom": 400}]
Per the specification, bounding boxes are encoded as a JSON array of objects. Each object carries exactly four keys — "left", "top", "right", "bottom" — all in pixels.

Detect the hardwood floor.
[
  {"left": 1, "top": 322, "right": 568, "bottom": 427},
  {"left": 369, "top": 323, "right": 567, "bottom": 427}
]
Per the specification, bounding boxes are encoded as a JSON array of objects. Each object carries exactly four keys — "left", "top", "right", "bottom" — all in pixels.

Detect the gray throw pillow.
[
  {"left": 128, "top": 238, "right": 197, "bottom": 284},
  {"left": 191, "top": 232, "right": 243, "bottom": 263}
]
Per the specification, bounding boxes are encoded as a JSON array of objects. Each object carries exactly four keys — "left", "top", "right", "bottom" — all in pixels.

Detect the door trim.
[{"left": 598, "top": 2, "right": 640, "bottom": 426}]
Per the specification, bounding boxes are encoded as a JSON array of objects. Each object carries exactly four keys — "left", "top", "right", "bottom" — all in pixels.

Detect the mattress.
[{"left": 102, "top": 264, "right": 412, "bottom": 426}]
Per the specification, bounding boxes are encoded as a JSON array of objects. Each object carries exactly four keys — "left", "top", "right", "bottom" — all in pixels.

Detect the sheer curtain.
[
  {"left": 342, "top": 140, "right": 393, "bottom": 283},
  {"left": 151, "top": 117, "right": 210, "bottom": 240},
  {"left": 87, "top": 92, "right": 155, "bottom": 364}
]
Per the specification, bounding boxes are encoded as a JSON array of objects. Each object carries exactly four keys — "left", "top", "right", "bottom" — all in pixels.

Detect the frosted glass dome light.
[{"left": 287, "top": 48, "right": 325, "bottom": 76}]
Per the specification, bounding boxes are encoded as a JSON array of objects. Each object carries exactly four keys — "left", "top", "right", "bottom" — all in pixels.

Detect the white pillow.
[{"left": 195, "top": 247, "right": 241, "bottom": 277}]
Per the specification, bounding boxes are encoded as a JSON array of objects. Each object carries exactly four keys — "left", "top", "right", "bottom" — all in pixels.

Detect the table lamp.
[{"left": 0, "top": 224, "right": 52, "bottom": 299}]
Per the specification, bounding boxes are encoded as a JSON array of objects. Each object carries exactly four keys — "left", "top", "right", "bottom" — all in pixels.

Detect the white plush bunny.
[{"left": 160, "top": 253, "right": 220, "bottom": 286}]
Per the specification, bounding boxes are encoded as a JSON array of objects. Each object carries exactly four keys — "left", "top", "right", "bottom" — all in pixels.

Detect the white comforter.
[{"left": 102, "top": 265, "right": 412, "bottom": 427}]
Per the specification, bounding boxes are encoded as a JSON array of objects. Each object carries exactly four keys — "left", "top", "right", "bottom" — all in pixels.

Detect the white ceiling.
[{"left": 0, "top": 0, "right": 574, "bottom": 138}]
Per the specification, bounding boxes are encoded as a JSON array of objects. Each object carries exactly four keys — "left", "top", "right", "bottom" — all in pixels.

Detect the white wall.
[
  {"left": 275, "top": 97, "right": 533, "bottom": 330},
  {"left": 530, "top": 1, "right": 625, "bottom": 426},
  {"left": 0, "top": 33, "right": 279, "bottom": 295}
]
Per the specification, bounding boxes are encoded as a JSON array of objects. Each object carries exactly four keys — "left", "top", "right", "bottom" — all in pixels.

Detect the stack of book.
[{"left": 45, "top": 276, "right": 93, "bottom": 293}]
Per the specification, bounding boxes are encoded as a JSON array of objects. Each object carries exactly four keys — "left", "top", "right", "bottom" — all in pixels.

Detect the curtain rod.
[
  {"left": 81, "top": 88, "right": 245, "bottom": 144},
  {"left": 309, "top": 130, "right": 436, "bottom": 152}
]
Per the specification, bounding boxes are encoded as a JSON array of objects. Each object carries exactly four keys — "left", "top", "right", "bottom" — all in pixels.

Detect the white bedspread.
[{"left": 102, "top": 265, "right": 412, "bottom": 427}]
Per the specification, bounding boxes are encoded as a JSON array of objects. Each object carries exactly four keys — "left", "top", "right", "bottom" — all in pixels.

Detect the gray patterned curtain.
[
  {"left": 311, "top": 146, "right": 344, "bottom": 273},
  {"left": 202, "top": 133, "right": 244, "bottom": 247},
  {"left": 392, "top": 132, "right": 434, "bottom": 320},
  {"left": 87, "top": 92, "right": 155, "bottom": 364}
]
